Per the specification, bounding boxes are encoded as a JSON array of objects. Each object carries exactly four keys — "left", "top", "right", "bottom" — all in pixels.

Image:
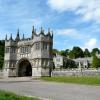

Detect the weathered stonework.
[{"left": 4, "top": 26, "right": 53, "bottom": 77}]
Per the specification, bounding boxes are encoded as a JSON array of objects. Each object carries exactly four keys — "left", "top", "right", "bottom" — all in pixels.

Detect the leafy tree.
[
  {"left": 52, "top": 49, "right": 59, "bottom": 56},
  {"left": 0, "top": 40, "right": 5, "bottom": 69},
  {"left": 92, "top": 55, "right": 100, "bottom": 68},
  {"left": 65, "top": 49, "right": 70, "bottom": 57},
  {"left": 84, "top": 48, "right": 91, "bottom": 57},
  {"left": 59, "top": 49, "right": 70, "bottom": 57},
  {"left": 63, "top": 59, "right": 77, "bottom": 69},
  {"left": 69, "top": 50, "right": 75, "bottom": 59},
  {"left": 69, "top": 46, "right": 84, "bottom": 59},
  {"left": 59, "top": 50, "right": 66, "bottom": 56},
  {"left": 91, "top": 48, "right": 100, "bottom": 56}
]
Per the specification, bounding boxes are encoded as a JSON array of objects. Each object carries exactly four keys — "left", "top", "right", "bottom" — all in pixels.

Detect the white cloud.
[
  {"left": 56, "top": 28, "right": 89, "bottom": 40},
  {"left": 47, "top": 0, "right": 83, "bottom": 12},
  {"left": 83, "top": 38, "right": 98, "bottom": 51},
  {"left": 47, "top": 0, "right": 100, "bottom": 23},
  {"left": 55, "top": 28, "right": 100, "bottom": 50}
]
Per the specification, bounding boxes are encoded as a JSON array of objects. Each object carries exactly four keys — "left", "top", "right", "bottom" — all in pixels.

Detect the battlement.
[
  {"left": 5, "top": 26, "right": 53, "bottom": 44},
  {"left": 4, "top": 26, "right": 53, "bottom": 77}
]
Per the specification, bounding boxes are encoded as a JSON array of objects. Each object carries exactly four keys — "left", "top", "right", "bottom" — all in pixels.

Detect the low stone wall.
[
  {"left": 41, "top": 69, "right": 50, "bottom": 76},
  {"left": 0, "top": 70, "right": 4, "bottom": 78},
  {"left": 52, "top": 69, "right": 100, "bottom": 76}
]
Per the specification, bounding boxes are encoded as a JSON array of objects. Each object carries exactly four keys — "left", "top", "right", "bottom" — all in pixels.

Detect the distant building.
[
  {"left": 53, "top": 54, "right": 75, "bottom": 69},
  {"left": 4, "top": 26, "right": 53, "bottom": 77},
  {"left": 73, "top": 57, "right": 92, "bottom": 69},
  {"left": 53, "top": 54, "right": 100, "bottom": 69},
  {"left": 74, "top": 53, "right": 100, "bottom": 69},
  {"left": 53, "top": 55, "right": 64, "bottom": 68}
]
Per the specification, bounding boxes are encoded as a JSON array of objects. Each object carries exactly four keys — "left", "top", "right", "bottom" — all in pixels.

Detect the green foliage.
[
  {"left": 84, "top": 48, "right": 91, "bottom": 57},
  {"left": 63, "top": 59, "right": 77, "bottom": 69},
  {"left": 59, "top": 49, "right": 70, "bottom": 57},
  {"left": 41, "top": 76, "right": 100, "bottom": 86},
  {"left": 0, "top": 90, "right": 39, "bottom": 100},
  {"left": 91, "top": 48, "right": 100, "bottom": 56},
  {"left": 0, "top": 40, "right": 5, "bottom": 69},
  {"left": 52, "top": 49, "right": 59, "bottom": 56},
  {"left": 92, "top": 55, "right": 100, "bottom": 68},
  {"left": 69, "top": 46, "right": 84, "bottom": 59}
]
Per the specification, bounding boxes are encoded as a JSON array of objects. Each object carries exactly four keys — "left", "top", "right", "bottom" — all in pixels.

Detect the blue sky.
[{"left": 0, "top": 0, "right": 100, "bottom": 51}]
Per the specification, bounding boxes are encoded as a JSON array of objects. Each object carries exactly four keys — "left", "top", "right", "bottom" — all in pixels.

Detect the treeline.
[
  {"left": 0, "top": 40, "right": 5, "bottom": 69},
  {"left": 53, "top": 47, "right": 100, "bottom": 59}
]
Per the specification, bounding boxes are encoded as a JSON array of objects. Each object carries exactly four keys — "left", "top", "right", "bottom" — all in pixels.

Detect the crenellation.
[{"left": 4, "top": 26, "right": 53, "bottom": 77}]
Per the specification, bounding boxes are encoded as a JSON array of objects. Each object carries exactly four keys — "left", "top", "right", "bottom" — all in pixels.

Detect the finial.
[
  {"left": 5, "top": 34, "right": 7, "bottom": 41},
  {"left": 48, "top": 28, "right": 50, "bottom": 33},
  {"left": 51, "top": 30, "right": 53, "bottom": 37},
  {"left": 22, "top": 34, "right": 24, "bottom": 40},
  {"left": 32, "top": 26, "right": 36, "bottom": 39},
  {"left": 41, "top": 27, "right": 43, "bottom": 32},
  {"left": 32, "top": 26, "right": 35, "bottom": 33},
  {"left": 17, "top": 29, "right": 19, "bottom": 35},
  {"left": 33, "top": 26, "right": 34, "bottom": 30},
  {"left": 48, "top": 28, "right": 51, "bottom": 36},
  {"left": 10, "top": 34, "right": 13, "bottom": 41},
  {"left": 15, "top": 29, "right": 20, "bottom": 41},
  {"left": 40, "top": 27, "right": 44, "bottom": 34}
]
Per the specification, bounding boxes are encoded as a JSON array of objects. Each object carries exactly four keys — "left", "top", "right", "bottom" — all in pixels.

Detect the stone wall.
[
  {"left": 0, "top": 70, "right": 4, "bottom": 78},
  {"left": 52, "top": 69, "right": 100, "bottom": 76}
]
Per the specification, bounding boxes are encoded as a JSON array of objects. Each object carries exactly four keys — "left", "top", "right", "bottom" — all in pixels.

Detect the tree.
[
  {"left": 59, "top": 50, "right": 66, "bottom": 56},
  {"left": 63, "top": 59, "right": 77, "bottom": 69},
  {"left": 0, "top": 40, "right": 5, "bottom": 69},
  {"left": 59, "top": 49, "right": 70, "bottom": 57},
  {"left": 69, "top": 50, "right": 75, "bottom": 59},
  {"left": 92, "top": 55, "right": 100, "bottom": 68},
  {"left": 69, "top": 46, "right": 84, "bottom": 59},
  {"left": 52, "top": 49, "right": 59, "bottom": 56},
  {"left": 65, "top": 49, "right": 70, "bottom": 57},
  {"left": 91, "top": 48, "right": 100, "bottom": 56},
  {"left": 84, "top": 48, "right": 91, "bottom": 57}
]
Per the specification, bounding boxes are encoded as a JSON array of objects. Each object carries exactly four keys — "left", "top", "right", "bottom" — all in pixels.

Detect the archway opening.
[{"left": 18, "top": 59, "right": 32, "bottom": 77}]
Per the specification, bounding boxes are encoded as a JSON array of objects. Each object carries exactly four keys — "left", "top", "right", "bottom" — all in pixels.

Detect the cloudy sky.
[{"left": 0, "top": 0, "right": 100, "bottom": 51}]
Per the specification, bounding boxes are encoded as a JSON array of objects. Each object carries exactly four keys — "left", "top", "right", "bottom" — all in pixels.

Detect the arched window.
[
  {"left": 20, "top": 46, "right": 31, "bottom": 53},
  {"left": 35, "top": 42, "right": 40, "bottom": 50}
]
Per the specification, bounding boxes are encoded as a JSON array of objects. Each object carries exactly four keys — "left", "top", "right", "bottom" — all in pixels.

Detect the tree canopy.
[
  {"left": 69, "top": 47, "right": 84, "bottom": 59},
  {"left": 53, "top": 47, "right": 100, "bottom": 59},
  {"left": 92, "top": 55, "right": 100, "bottom": 68},
  {"left": 91, "top": 48, "right": 100, "bottom": 56},
  {"left": 84, "top": 48, "right": 91, "bottom": 57},
  {"left": 0, "top": 40, "right": 5, "bottom": 69}
]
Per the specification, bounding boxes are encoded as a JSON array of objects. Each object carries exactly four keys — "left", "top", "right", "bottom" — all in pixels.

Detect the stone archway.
[{"left": 17, "top": 59, "right": 32, "bottom": 77}]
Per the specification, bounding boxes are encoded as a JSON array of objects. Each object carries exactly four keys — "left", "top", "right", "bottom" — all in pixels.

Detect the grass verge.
[
  {"left": 41, "top": 76, "right": 100, "bottom": 86},
  {"left": 0, "top": 90, "right": 39, "bottom": 100}
]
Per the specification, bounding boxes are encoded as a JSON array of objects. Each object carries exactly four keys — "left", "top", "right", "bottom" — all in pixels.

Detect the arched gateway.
[
  {"left": 4, "top": 26, "right": 53, "bottom": 77},
  {"left": 17, "top": 58, "right": 32, "bottom": 77}
]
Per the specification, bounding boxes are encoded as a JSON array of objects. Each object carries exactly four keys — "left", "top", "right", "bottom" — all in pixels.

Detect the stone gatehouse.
[{"left": 3, "top": 26, "right": 53, "bottom": 77}]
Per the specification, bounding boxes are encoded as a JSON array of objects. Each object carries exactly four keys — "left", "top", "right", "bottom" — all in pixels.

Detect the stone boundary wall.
[
  {"left": 1, "top": 69, "right": 100, "bottom": 77},
  {"left": 52, "top": 69, "right": 100, "bottom": 76},
  {"left": 0, "top": 70, "right": 4, "bottom": 78}
]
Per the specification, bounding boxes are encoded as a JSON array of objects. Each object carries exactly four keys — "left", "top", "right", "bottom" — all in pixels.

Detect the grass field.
[
  {"left": 0, "top": 90, "right": 39, "bottom": 100},
  {"left": 41, "top": 76, "right": 100, "bottom": 86}
]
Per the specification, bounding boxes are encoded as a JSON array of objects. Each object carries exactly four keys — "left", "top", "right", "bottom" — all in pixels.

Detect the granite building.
[{"left": 3, "top": 26, "right": 53, "bottom": 77}]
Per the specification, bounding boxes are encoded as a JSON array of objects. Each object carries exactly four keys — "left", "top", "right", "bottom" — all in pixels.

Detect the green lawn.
[
  {"left": 0, "top": 90, "right": 39, "bottom": 100},
  {"left": 41, "top": 76, "right": 100, "bottom": 86}
]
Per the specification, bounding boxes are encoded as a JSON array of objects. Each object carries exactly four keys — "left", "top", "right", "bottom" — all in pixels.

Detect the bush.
[{"left": 92, "top": 55, "right": 100, "bottom": 68}]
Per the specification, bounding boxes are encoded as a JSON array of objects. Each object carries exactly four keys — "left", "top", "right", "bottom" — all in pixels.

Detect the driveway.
[{"left": 0, "top": 78, "right": 100, "bottom": 100}]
